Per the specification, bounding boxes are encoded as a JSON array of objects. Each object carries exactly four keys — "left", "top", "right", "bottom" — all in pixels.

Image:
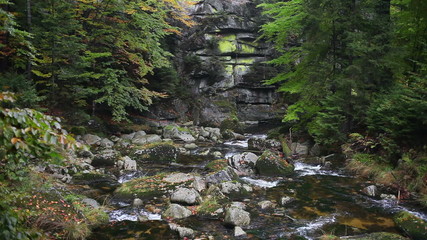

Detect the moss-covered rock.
[
  {"left": 132, "top": 143, "right": 179, "bottom": 163},
  {"left": 255, "top": 150, "right": 294, "bottom": 177},
  {"left": 394, "top": 211, "right": 427, "bottom": 240},
  {"left": 344, "top": 232, "right": 408, "bottom": 240},
  {"left": 220, "top": 117, "right": 243, "bottom": 134},
  {"left": 114, "top": 173, "right": 193, "bottom": 199}
]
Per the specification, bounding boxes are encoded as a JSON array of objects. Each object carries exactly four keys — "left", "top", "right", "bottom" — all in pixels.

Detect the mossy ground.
[{"left": 205, "top": 159, "right": 228, "bottom": 172}]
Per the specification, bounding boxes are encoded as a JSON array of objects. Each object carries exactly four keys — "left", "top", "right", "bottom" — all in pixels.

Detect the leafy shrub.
[{"left": 0, "top": 73, "right": 44, "bottom": 108}]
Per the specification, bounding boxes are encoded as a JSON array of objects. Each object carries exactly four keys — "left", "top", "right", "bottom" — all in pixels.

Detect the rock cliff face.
[{"left": 150, "top": 0, "right": 282, "bottom": 126}]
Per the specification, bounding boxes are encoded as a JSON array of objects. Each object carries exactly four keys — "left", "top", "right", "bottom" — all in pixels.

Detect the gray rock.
[
  {"left": 169, "top": 223, "right": 195, "bottom": 238},
  {"left": 380, "top": 194, "right": 397, "bottom": 200},
  {"left": 118, "top": 156, "right": 137, "bottom": 171},
  {"left": 99, "top": 138, "right": 114, "bottom": 148},
  {"left": 255, "top": 150, "right": 294, "bottom": 177},
  {"left": 280, "top": 196, "right": 294, "bottom": 206},
  {"left": 82, "top": 134, "right": 101, "bottom": 145},
  {"left": 228, "top": 152, "right": 258, "bottom": 175},
  {"left": 163, "top": 173, "right": 194, "bottom": 183},
  {"left": 248, "top": 138, "right": 281, "bottom": 151},
  {"left": 132, "top": 134, "right": 162, "bottom": 145},
  {"left": 258, "top": 200, "right": 276, "bottom": 209},
  {"left": 162, "top": 125, "right": 196, "bottom": 142},
  {"left": 163, "top": 204, "right": 192, "bottom": 219},
  {"left": 220, "top": 181, "right": 243, "bottom": 194},
  {"left": 309, "top": 143, "right": 321, "bottom": 156},
  {"left": 133, "top": 144, "right": 179, "bottom": 163},
  {"left": 205, "top": 167, "right": 237, "bottom": 185},
  {"left": 234, "top": 226, "right": 247, "bottom": 237},
  {"left": 224, "top": 207, "right": 251, "bottom": 226},
  {"left": 92, "top": 149, "right": 120, "bottom": 167},
  {"left": 134, "top": 130, "right": 147, "bottom": 138},
  {"left": 184, "top": 143, "right": 198, "bottom": 149},
  {"left": 211, "top": 151, "right": 223, "bottom": 159},
  {"left": 363, "top": 185, "right": 378, "bottom": 197},
  {"left": 291, "top": 142, "right": 311, "bottom": 156},
  {"left": 230, "top": 202, "right": 246, "bottom": 210},
  {"left": 133, "top": 198, "right": 143, "bottom": 208},
  {"left": 192, "top": 176, "right": 207, "bottom": 192},
  {"left": 82, "top": 198, "right": 100, "bottom": 209},
  {"left": 171, "top": 188, "right": 201, "bottom": 205},
  {"left": 121, "top": 132, "right": 135, "bottom": 141}
]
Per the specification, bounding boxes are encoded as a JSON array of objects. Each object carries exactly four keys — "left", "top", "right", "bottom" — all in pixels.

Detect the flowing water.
[{"left": 89, "top": 129, "right": 427, "bottom": 240}]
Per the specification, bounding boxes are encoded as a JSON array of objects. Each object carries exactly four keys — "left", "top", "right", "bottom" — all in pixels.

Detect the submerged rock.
[
  {"left": 255, "top": 150, "right": 294, "bottom": 177},
  {"left": 163, "top": 204, "right": 192, "bottom": 219}
]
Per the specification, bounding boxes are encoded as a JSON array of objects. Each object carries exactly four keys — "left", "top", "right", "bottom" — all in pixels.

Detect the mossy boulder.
[
  {"left": 72, "top": 173, "right": 119, "bottom": 192},
  {"left": 255, "top": 150, "right": 294, "bottom": 177},
  {"left": 132, "top": 143, "right": 179, "bottom": 163},
  {"left": 114, "top": 173, "right": 193, "bottom": 200},
  {"left": 344, "top": 232, "right": 408, "bottom": 240},
  {"left": 220, "top": 117, "right": 243, "bottom": 134},
  {"left": 394, "top": 211, "right": 427, "bottom": 240}
]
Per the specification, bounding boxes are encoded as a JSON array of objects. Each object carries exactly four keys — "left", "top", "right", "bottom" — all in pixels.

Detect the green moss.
[
  {"left": 240, "top": 44, "right": 256, "bottom": 53},
  {"left": 115, "top": 173, "right": 192, "bottom": 199},
  {"left": 218, "top": 40, "right": 237, "bottom": 53},
  {"left": 394, "top": 211, "right": 427, "bottom": 240},
  {"left": 197, "top": 196, "right": 222, "bottom": 216},
  {"left": 206, "top": 159, "right": 228, "bottom": 172},
  {"left": 237, "top": 58, "right": 256, "bottom": 64},
  {"left": 256, "top": 150, "right": 295, "bottom": 177},
  {"left": 344, "top": 232, "right": 407, "bottom": 240}
]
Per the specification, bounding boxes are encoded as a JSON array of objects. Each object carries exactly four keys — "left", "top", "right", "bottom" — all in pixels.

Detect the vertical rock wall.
[{"left": 150, "top": 0, "right": 282, "bottom": 126}]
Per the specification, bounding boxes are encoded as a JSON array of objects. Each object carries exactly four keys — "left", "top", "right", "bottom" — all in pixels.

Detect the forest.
[{"left": 1, "top": 0, "right": 426, "bottom": 239}]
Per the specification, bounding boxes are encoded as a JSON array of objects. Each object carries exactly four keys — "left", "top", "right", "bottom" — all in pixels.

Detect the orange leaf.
[{"left": 11, "top": 138, "right": 21, "bottom": 144}]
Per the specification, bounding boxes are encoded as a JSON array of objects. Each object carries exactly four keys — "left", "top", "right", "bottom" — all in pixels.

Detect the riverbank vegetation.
[{"left": 259, "top": 0, "right": 426, "bottom": 203}]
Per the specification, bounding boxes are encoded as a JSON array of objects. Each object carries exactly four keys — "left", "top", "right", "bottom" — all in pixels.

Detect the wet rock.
[
  {"left": 248, "top": 137, "right": 281, "bottom": 151},
  {"left": 234, "top": 226, "right": 247, "bottom": 237},
  {"left": 99, "top": 138, "right": 114, "bottom": 148},
  {"left": 171, "top": 188, "right": 201, "bottom": 205},
  {"left": 380, "top": 194, "right": 397, "bottom": 200},
  {"left": 255, "top": 150, "right": 294, "bottom": 177},
  {"left": 163, "top": 173, "right": 194, "bottom": 183},
  {"left": 82, "top": 134, "right": 101, "bottom": 145},
  {"left": 162, "top": 125, "right": 196, "bottom": 142},
  {"left": 121, "top": 132, "right": 136, "bottom": 141},
  {"left": 394, "top": 211, "right": 427, "bottom": 240},
  {"left": 192, "top": 176, "right": 207, "bottom": 192},
  {"left": 169, "top": 223, "right": 195, "bottom": 238},
  {"left": 228, "top": 152, "right": 258, "bottom": 175},
  {"left": 133, "top": 143, "right": 179, "bottom": 163},
  {"left": 132, "top": 134, "right": 162, "bottom": 145},
  {"left": 280, "top": 196, "right": 294, "bottom": 206},
  {"left": 163, "top": 204, "right": 192, "bottom": 219},
  {"left": 224, "top": 206, "right": 251, "bottom": 227},
  {"left": 92, "top": 149, "right": 120, "bottom": 167},
  {"left": 258, "top": 200, "right": 276, "bottom": 209},
  {"left": 362, "top": 185, "right": 378, "bottom": 197}
]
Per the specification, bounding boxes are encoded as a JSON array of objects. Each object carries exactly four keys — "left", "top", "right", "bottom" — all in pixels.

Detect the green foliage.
[{"left": 0, "top": 92, "right": 80, "bottom": 180}]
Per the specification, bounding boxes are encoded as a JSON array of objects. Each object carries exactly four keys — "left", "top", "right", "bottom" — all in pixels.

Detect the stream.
[{"left": 89, "top": 130, "right": 427, "bottom": 240}]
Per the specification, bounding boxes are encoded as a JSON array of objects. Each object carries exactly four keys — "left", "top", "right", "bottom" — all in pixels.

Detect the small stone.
[
  {"left": 184, "top": 143, "right": 198, "bottom": 149},
  {"left": 363, "top": 185, "right": 378, "bottom": 197},
  {"left": 133, "top": 198, "right": 143, "bottom": 207},
  {"left": 380, "top": 194, "right": 397, "bottom": 200},
  {"left": 99, "top": 138, "right": 114, "bottom": 148},
  {"left": 280, "top": 196, "right": 294, "bottom": 206},
  {"left": 258, "top": 200, "right": 276, "bottom": 209},
  {"left": 234, "top": 226, "right": 247, "bottom": 237},
  {"left": 192, "top": 176, "right": 207, "bottom": 192}
]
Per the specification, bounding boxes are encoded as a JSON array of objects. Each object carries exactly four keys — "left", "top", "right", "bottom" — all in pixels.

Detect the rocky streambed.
[{"left": 56, "top": 122, "right": 427, "bottom": 240}]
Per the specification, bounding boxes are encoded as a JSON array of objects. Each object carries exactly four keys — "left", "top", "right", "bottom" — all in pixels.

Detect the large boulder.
[
  {"left": 228, "top": 152, "right": 258, "bottom": 175},
  {"left": 170, "top": 188, "right": 201, "bottom": 205},
  {"left": 291, "top": 141, "right": 311, "bottom": 156},
  {"left": 224, "top": 206, "right": 251, "bottom": 227},
  {"left": 163, "top": 204, "right": 192, "bottom": 219},
  {"left": 162, "top": 125, "right": 196, "bottom": 142},
  {"left": 133, "top": 143, "right": 179, "bottom": 163},
  {"left": 92, "top": 149, "right": 120, "bottom": 167},
  {"left": 248, "top": 137, "right": 281, "bottom": 151},
  {"left": 205, "top": 167, "right": 238, "bottom": 185},
  {"left": 82, "top": 134, "right": 101, "bottom": 145},
  {"left": 394, "top": 211, "right": 427, "bottom": 240},
  {"left": 255, "top": 150, "right": 294, "bottom": 177},
  {"left": 132, "top": 134, "right": 162, "bottom": 145}
]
